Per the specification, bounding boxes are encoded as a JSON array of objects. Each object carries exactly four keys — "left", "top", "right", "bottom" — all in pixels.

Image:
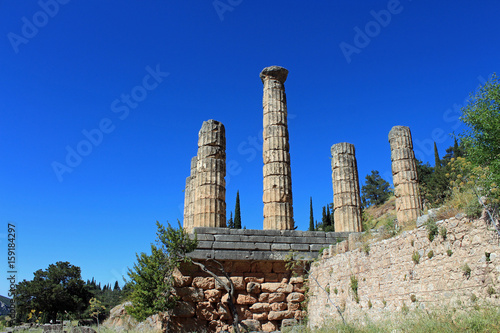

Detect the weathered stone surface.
[
  {"left": 191, "top": 120, "right": 226, "bottom": 229},
  {"left": 196, "top": 302, "right": 218, "bottom": 321},
  {"left": 308, "top": 216, "right": 500, "bottom": 328},
  {"left": 331, "top": 143, "right": 362, "bottom": 232},
  {"left": 172, "top": 301, "right": 195, "bottom": 317},
  {"left": 249, "top": 302, "right": 271, "bottom": 312},
  {"left": 176, "top": 287, "right": 204, "bottom": 302},
  {"left": 236, "top": 294, "right": 258, "bottom": 305},
  {"left": 261, "top": 282, "right": 293, "bottom": 293},
  {"left": 270, "top": 302, "right": 287, "bottom": 311},
  {"left": 192, "top": 277, "right": 215, "bottom": 290},
  {"left": 261, "top": 66, "right": 294, "bottom": 230},
  {"left": 204, "top": 289, "right": 222, "bottom": 302},
  {"left": 287, "top": 292, "right": 305, "bottom": 303},
  {"left": 183, "top": 156, "right": 197, "bottom": 232},
  {"left": 262, "top": 321, "right": 278, "bottom": 332},
  {"left": 241, "top": 319, "right": 261, "bottom": 331},
  {"left": 389, "top": 126, "right": 422, "bottom": 225},
  {"left": 268, "top": 292, "right": 286, "bottom": 303},
  {"left": 247, "top": 281, "right": 261, "bottom": 293},
  {"left": 268, "top": 310, "right": 294, "bottom": 321}
]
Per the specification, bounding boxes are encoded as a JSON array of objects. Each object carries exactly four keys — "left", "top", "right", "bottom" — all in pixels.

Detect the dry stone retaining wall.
[{"left": 308, "top": 215, "right": 500, "bottom": 329}]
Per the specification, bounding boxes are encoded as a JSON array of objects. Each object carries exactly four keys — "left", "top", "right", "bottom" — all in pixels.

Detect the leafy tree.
[
  {"left": 361, "top": 170, "right": 392, "bottom": 207},
  {"left": 459, "top": 73, "right": 500, "bottom": 187},
  {"left": 89, "top": 297, "right": 106, "bottom": 330},
  {"left": 234, "top": 191, "right": 242, "bottom": 229},
  {"left": 14, "top": 261, "right": 91, "bottom": 323},
  {"left": 309, "top": 197, "right": 315, "bottom": 231},
  {"left": 126, "top": 221, "right": 197, "bottom": 322}
]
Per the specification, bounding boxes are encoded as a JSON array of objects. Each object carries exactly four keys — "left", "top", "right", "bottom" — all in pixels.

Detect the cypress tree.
[
  {"left": 227, "top": 212, "right": 234, "bottom": 228},
  {"left": 434, "top": 142, "right": 441, "bottom": 169},
  {"left": 325, "top": 205, "right": 331, "bottom": 228},
  {"left": 321, "top": 206, "right": 327, "bottom": 230},
  {"left": 309, "top": 197, "right": 314, "bottom": 231},
  {"left": 234, "top": 191, "right": 241, "bottom": 229}
]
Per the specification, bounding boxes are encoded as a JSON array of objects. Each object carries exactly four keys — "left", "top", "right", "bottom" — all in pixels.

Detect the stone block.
[
  {"left": 249, "top": 302, "right": 270, "bottom": 312},
  {"left": 271, "top": 243, "right": 291, "bottom": 251},
  {"left": 268, "top": 310, "right": 294, "bottom": 321},
  {"left": 268, "top": 292, "right": 286, "bottom": 303},
  {"left": 192, "top": 277, "right": 215, "bottom": 290},
  {"left": 270, "top": 302, "right": 287, "bottom": 311},
  {"left": 236, "top": 294, "right": 258, "bottom": 305},
  {"left": 241, "top": 319, "right": 261, "bottom": 332},
  {"left": 172, "top": 301, "right": 195, "bottom": 317}
]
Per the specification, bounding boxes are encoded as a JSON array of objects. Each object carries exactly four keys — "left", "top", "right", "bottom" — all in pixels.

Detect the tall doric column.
[
  {"left": 389, "top": 126, "right": 422, "bottom": 225},
  {"left": 192, "top": 120, "right": 226, "bottom": 228},
  {"left": 331, "top": 143, "right": 363, "bottom": 232},
  {"left": 260, "top": 66, "right": 294, "bottom": 230},
  {"left": 183, "top": 156, "right": 197, "bottom": 233}
]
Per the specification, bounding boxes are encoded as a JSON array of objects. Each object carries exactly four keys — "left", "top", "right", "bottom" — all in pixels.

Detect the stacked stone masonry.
[
  {"left": 389, "top": 126, "right": 423, "bottom": 224},
  {"left": 184, "top": 156, "right": 198, "bottom": 233},
  {"left": 308, "top": 215, "right": 500, "bottom": 329},
  {"left": 192, "top": 120, "right": 227, "bottom": 229},
  {"left": 166, "top": 228, "right": 354, "bottom": 332},
  {"left": 331, "top": 143, "right": 363, "bottom": 232},
  {"left": 260, "top": 66, "right": 294, "bottom": 230}
]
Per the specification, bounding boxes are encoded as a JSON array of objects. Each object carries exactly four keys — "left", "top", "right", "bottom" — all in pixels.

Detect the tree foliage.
[
  {"left": 14, "top": 261, "right": 91, "bottom": 323},
  {"left": 234, "top": 191, "right": 242, "bottom": 229},
  {"left": 459, "top": 73, "right": 500, "bottom": 187},
  {"left": 361, "top": 170, "right": 392, "bottom": 207},
  {"left": 309, "top": 197, "right": 315, "bottom": 231},
  {"left": 126, "top": 221, "right": 197, "bottom": 322}
]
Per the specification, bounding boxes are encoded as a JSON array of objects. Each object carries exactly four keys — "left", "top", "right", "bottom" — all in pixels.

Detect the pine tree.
[
  {"left": 309, "top": 197, "right": 314, "bottom": 231},
  {"left": 361, "top": 170, "right": 392, "bottom": 207},
  {"left": 434, "top": 142, "right": 441, "bottom": 169},
  {"left": 234, "top": 191, "right": 241, "bottom": 229},
  {"left": 113, "top": 281, "right": 121, "bottom": 291}
]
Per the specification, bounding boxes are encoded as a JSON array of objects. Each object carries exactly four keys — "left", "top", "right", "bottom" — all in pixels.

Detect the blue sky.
[{"left": 1, "top": 0, "right": 499, "bottom": 295}]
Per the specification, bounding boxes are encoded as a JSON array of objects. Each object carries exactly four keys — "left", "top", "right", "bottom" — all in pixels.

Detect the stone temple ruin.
[{"left": 172, "top": 66, "right": 423, "bottom": 332}]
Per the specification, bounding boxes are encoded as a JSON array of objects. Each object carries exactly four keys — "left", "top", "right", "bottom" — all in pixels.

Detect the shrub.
[
  {"left": 363, "top": 243, "right": 370, "bottom": 255},
  {"left": 382, "top": 299, "right": 387, "bottom": 307},
  {"left": 410, "top": 294, "right": 417, "bottom": 303},
  {"left": 485, "top": 252, "right": 491, "bottom": 262},
  {"left": 333, "top": 287, "right": 338, "bottom": 295},
  {"left": 368, "top": 300, "right": 372, "bottom": 309},
  {"left": 470, "top": 293, "right": 477, "bottom": 302},
  {"left": 487, "top": 286, "right": 496, "bottom": 296},
  {"left": 462, "top": 263, "right": 472, "bottom": 279},
  {"left": 447, "top": 249, "right": 453, "bottom": 256},
  {"left": 427, "top": 250, "right": 434, "bottom": 259},
  {"left": 426, "top": 219, "right": 438, "bottom": 242},
  {"left": 350, "top": 275, "right": 359, "bottom": 303},
  {"left": 402, "top": 302, "right": 409, "bottom": 315},
  {"left": 412, "top": 251, "right": 421, "bottom": 264},
  {"left": 439, "top": 226, "right": 447, "bottom": 240}
]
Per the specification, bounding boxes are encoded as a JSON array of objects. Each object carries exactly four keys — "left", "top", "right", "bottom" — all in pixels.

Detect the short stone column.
[
  {"left": 331, "top": 143, "right": 363, "bottom": 232},
  {"left": 389, "top": 126, "right": 422, "bottom": 224},
  {"left": 192, "top": 120, "right": 226, "bottom": 228},
  {"left": 260, "top": 66, "right": 294, "bottom": 230},
  {"left": 183, "top": 156, "right": 197, "bottom": 233}
]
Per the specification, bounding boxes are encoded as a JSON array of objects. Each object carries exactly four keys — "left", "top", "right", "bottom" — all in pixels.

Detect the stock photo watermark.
[
  {"left": 7, "top": 223, "right": 17, "bottom": 318},
  {"left": 213, "top": 0, "right": 242, "bottom": 21},
  {"left": 339, "top": 0, "right": 406, "bottom": 64},
  {"left": 7, "top": 0, "right": 71, "bottom": 54},
  {"left": 51, "top": 64, "right": 169, "bottom": 182}
]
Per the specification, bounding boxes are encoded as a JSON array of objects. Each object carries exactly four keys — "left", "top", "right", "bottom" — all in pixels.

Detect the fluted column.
[
  {"left": 193, "top": 120, "right": 226, "bottom": 228},
  {"left": 183, "top": 156, "right": 197, "bottom": 233},
  {"left": 331, "top": 143, "right": 363, "bottom": 232},
  {"left": 260, "top": 66, "right": 294, "bottom": 230},
  {"left": 389, "top": 126, "right": 422, "bottom": 225}
]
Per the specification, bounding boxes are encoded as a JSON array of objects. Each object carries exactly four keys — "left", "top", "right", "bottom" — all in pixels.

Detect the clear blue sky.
[{"left": 1, "top": 0, "right": 499, "bottom": 295}]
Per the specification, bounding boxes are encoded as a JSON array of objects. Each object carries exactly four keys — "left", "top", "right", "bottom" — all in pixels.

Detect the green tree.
[
  {"left": 14, "top": 262, "right": 91, "bottom": 323},
  {"left": 234, "top": 191, "right": 242, "bottom": 229},
  {"left": 434, "top": 142, "right": 441, "bottom": 170},
  {"left": 361, "top": 170, "right": 392, "bottom": 207},
  {"left": 227, "top": 211, "right": 234, "bottom": 229},
  {"left": 459, "top": 73, "right": 500, "bottom": 187},
  {"left": 309, "top": 197, "right": 315, "bottom": 231},
  {"left": 89, "top": 297, "right": 106, "bottom": 330},
  {"left": 126, "top": 221, "right": 198, "bottom": 322}
]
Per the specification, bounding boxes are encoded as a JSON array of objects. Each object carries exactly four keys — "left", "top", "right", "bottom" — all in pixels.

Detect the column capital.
[{"left": 260, "top": 66, "right": 288, "bottom": 84}]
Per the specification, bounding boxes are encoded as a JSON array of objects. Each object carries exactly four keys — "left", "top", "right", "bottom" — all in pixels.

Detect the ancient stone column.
[
  {"left": 331, "top": 143, "right": 363, "bottom": 232},
  {"left": 389, "top": 126, "right": 423, "bottom": 225},
  {"left": 260, "top": 66, "right": 294, "bottom": 230},
  {"left": 183, "top": 156, "right": 197, "bottom": 233},
  {"left": 192, "top": 120, "right": 226, "bottom": 228}
]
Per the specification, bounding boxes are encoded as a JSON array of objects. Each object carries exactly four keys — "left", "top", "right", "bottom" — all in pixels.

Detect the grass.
[{"left": 284, "top": 306, "right": 500, "bottom": 333}]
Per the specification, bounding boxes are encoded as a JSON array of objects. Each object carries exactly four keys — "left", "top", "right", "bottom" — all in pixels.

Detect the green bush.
[
  {"left": 462, "top": 263, "right": 472, "bottom": 279},
  {"left": 439, "top": 226, "right": 447, "bottom": 240},
  {"left": 426, "top": 219, "right": 439, "bottom": 242},
  {"left": 447, "top": 249, "right": 453, "bottom": 256},
  {"left": 428, "top": 250, "right": 434, "bottom": 259},
  {"left": 350, "top": 275, "right": 359, "bottom": 303},
  {"left": 412, "top": 251, "right": 421, "bottom": 264}
]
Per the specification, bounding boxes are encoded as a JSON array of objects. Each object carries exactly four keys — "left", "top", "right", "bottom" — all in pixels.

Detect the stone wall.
[
  {"left": 168, "top": 228, "right": 354, "bottom": 332},
  {"left": 308, "top": 215, "right": 500, "bottom": 329},
  {"left": 171, "top": 260, "right": 306, "bottom": 332}
]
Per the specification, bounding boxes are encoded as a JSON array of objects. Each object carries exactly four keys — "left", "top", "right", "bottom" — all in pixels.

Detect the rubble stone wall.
[{"left": 308, "top": 215, "right": 500, "bottom": 329}]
